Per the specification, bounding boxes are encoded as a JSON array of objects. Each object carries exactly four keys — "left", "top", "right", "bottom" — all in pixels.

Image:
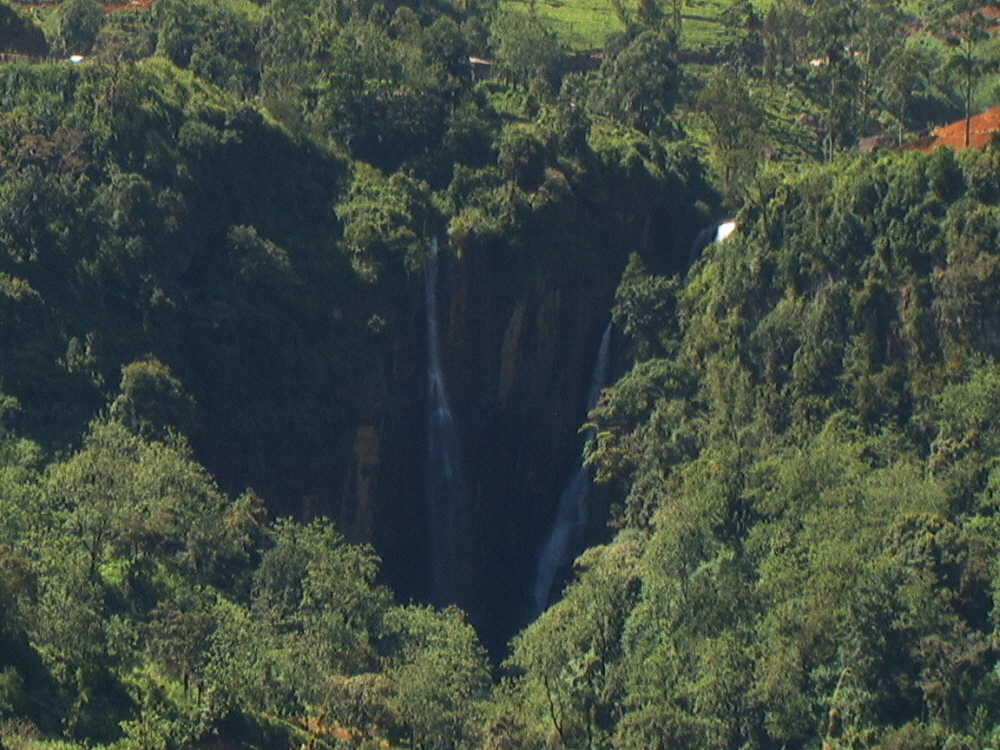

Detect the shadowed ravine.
[
  {"left": 533, "top": 320, "right": 613, "bottom": 615},
  {"left": 425, "top": 238, "right": 468, "bottom": 605}
]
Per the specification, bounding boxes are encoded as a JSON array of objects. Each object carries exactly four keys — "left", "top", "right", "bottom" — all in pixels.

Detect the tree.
[
  {"left": 381, "top": 605, "right": 490, "bottom": 750},
  {"left": 335, "top": 163, "right": 431, "bottom": 282},
  {"left": 697, "top": 69, "right": 766, "bottom": 205},
  {"left": 109, "top": 357, "right": 195, "bottom": 440},
  {"left": 506, "top": 537, "right": 642, "bottom": 749},
  {"left": 490, "top": 11, "right": 568, "bottom": 94},
  {"left": 227, "top": 224, "right": 300, "bottom": 287},
  {"left": 235, "top": 518, "right": 391, "bottom": 712},
  {"left": 309, "top": 17, "right": 460, "bottom": 170},
  {"left": 590, "top": 28, "right": 681, "bottom": 136},
  {"left": 153, "top": 0, "right": 261, "bottom": 95},
  {"left": 802, "top": 0, "right": 865, "bottom": 156},
  {"left": 877, "top": 42, "right": 935, "bottom": 144},
  {"left": 928, "top": 0, "right": 998, "bottom": 147},
  {"left": 56, "top": 0, "right": 104, "bottom": 56},
  {"left": 44, "top": 419, "right": 259, "bottom": 584}
]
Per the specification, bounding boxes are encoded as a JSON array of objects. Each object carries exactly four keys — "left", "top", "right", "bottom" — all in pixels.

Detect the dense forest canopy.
[{"left": 4, "top": 0, "right": 1000, "bottom": 747}]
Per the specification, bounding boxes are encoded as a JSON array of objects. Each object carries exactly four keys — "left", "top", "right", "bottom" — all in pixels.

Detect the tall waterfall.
[
  {"left": 425, "top": 238, "right": 465, "bottom": 604},
  {"left": 533, "top": 321, "right": 613, "bottom": 615}
]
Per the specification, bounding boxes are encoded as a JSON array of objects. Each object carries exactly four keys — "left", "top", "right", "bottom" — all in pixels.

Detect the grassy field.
[
  {"left": 500, "top": 0, "right": 737, "bottom": 51},
  {"left": 501, "top": 0, "right": 622, "bottom": 50},
  {"left": 506, "top": 0, "right": 957, "bottom": 53}
]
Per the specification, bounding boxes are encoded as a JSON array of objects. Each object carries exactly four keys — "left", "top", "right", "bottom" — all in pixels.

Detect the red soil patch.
[{"left": 898, "top": 107, "right": 1000, "bottom": 153}]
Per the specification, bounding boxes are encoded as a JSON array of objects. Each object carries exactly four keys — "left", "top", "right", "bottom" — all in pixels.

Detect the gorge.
[
  {"left": 533, "top": 319, "right": 613, "bottom": 615},
  {"left": 425, "top": 236, "right": 468, "bottom": 605},
  {"left": 0, "top": 49, "right": 713, "bottom": 663}
]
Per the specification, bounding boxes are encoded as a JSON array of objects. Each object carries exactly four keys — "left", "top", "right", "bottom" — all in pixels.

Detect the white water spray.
[
  {"left": 425, "top": 238, "right": 465, "bottom": 603},
  {"left": 688, "top": 219, "right": 738, "bottom": 267},
  {"left": 533, "top": 321, "right": 613, "bottom": 614}
]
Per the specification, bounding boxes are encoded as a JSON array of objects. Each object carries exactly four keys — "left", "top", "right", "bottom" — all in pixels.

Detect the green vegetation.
[
  {"left": 502, "top": 0, "right": 622, "bottom": 51},
  {"left": 4, "top": 0, "right": 1000, "bottom": 747},
  {"left": 501, "top": 0, "right": 739, "bottom": 52}
]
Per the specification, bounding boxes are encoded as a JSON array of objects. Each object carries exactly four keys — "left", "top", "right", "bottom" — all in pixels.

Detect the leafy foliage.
[
  {"left": 506, "top": 142, "right": 1000, "bottom": 750},
  {"left": 8, "top": 0, "right": 1000, "bottom": 749}
]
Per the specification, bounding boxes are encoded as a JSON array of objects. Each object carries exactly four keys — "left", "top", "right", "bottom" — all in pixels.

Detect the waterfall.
[
  {"left": 688, "top": 219, "right": 737, "bottom": 267},
  {"left": 425, "top": 238, "right": 465, "bottom": 604},
  {"left": 533, "top": 321, "right": 613, "bottom": 615}
]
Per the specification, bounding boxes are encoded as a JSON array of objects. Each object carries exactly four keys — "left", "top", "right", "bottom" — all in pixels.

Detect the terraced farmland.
[{"left": 501, "top": 0, "right": 735, "bottom": 51}]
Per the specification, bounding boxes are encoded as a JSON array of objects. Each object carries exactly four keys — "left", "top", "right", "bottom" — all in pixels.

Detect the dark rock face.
[
  {"left": 334, "top": 178, "right": 708, "bottom": 654},
  {"left": 345, "top": 239, "right": 621, "bottom": 652},
  {"left": 441, "top": 245, "right": 617, "bottom": 646},
  {"left": 0, "top": 5, "right": 49, "bottom": 58}
]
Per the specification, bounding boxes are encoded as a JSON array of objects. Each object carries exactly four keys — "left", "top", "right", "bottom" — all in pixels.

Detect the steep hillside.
[
  {"left": 5, "top": 0, "right": 1000, "bottom": 748},
  {"left": 494, "top": 144, "right": 1000, "bottom": 750}
]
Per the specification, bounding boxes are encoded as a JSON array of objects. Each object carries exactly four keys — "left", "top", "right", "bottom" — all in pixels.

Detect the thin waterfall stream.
[
  {"left": 532, "top": 321, "right": 613, "bottom": 615},
  {"left": 425, "top": 238, "right": 466, "bottom": 604}
]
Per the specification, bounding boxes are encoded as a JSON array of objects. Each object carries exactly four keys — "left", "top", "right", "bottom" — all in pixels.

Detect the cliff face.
[
  {"left": 342, "top": 239, "right": 622, "bottom": 648},
  {"left": 444, "top": 243, "right": 618, "bottom": 643},
  {"left": 0, "top": 57, "right": 713, "bottom": 656},
  {"left": 331, "top": 171, "right": 709, "bottom": 650}
]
